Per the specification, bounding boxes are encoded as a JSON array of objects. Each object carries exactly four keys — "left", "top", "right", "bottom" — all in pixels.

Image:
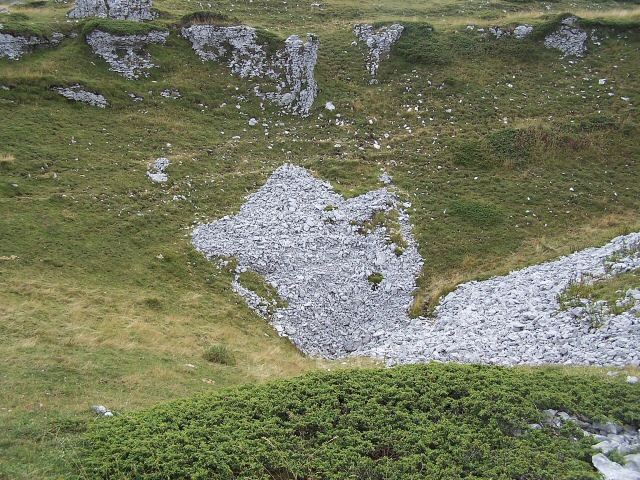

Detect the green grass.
[
  {"left": 1, "top": 0, "right": 640, "bottom": 476},
  {"left": 236, "top": 268, "right": 288, "bottom": 313}
]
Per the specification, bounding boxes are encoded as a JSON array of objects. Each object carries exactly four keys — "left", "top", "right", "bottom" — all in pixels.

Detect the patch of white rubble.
[
  {"left": 181, "top": 25, "right": 318, "bottom": 116},
  {"left": 353, "top": 23, "right": 404, "bottom": 84},
  {"left": 147, "top": 157, "right": 169, "bottom": 182},
  {"left": 55, "top": 84, "right": 109, "bottom": 107},
  {"left": 192, "top": 165, "right": 640, "bottom": 368},
  {"left": 68, "top": 0, "right": 154, "bottom": 21},
  {"left": 192, "top": 164, "right": 422, "bottom": 357},
  {"left": 488, "top": 25, "right": 533, "bottom": 39},
  {"left": 544, "top": 16, "right": 588, "bottom": 57},
  {"left": 0, "top": 31, "right": 63, "bottom": 60},
  {"left": 86, "top": 29, "right": 168, "bottom": 79}
]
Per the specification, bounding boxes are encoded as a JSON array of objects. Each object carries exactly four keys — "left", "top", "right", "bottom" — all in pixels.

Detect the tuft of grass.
[
  {"left": 203, "top": 344, "right": 236, "bottom": 365},
  {"left": 0, "top": 153, "right": 15, "bottom": 166},
  {"left": 237, "top": 269, "right": 288, "bottom": 313},
  {"left": 558, "top": 270, "right": 640, "bottom": 330},
  {"left": 367, "top": 271, "right": 384, "bottom": 289}
]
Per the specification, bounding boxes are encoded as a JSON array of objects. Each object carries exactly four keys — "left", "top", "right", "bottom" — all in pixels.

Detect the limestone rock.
[
  {"left": 68, "top": 0, "right": 154, "bottom": 21},
  {"left": 181, "top": 25, "right": 318, "bottom": 116},
  {"left": 513, "top": 25, "right": 533, "bottom": 39},
  {"left": 55, "top": 84, "right": 109, "bottom": 107},
  {"left": 353, "top": 23, "right": 404, "bottom": 83},
  {"left": 147, "top": 157, "right": 169, "bottom": 182},
  {"left": 86, "top": 29, "right": 168, "bottom": 79}
]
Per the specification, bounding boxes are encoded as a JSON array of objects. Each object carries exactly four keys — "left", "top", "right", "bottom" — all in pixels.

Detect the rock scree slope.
[
  {"left": 192, "top": 164, "right": 423, "bottom": 357},
  {"left": 193, "top": 165, "right": 640, "bottom": 367}
]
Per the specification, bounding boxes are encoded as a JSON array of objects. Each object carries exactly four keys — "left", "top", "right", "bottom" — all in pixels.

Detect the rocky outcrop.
[
  {"left": 0, "top": 31, "right": 63, "bottom": 60},
  {"left": 353, "top": 23, "right": 404, "bottom": 84},
  {"left": 537, "top": 410, "right": 640, "bottom": 479},
  {"left": 68, "top": 0, "right": 154, "bottom": 21},
  {"left": 192, "top": 164, "right": 422, "bottom": 357},
  {"left": 86, "top": 29, "right": 168, "bottom": 79},
  {"left": 182, "top": 25, "right": 318, "bottom": 116},
  {"left": 513, "top": 24, "right": 533, "bottom": 39},
  {"left": 544, "top": 16, "right": 588, "bottom": 57}
]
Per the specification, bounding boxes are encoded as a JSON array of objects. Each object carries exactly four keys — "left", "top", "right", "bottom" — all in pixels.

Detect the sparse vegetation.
[
  {"left": 236, "top": 268, "right": 288, "bottom": 314},
  {"left": 368, "top": 271, "right": 384, "bottom": 289},
  {"left": 557, "top": 269, "right": 640, "bottom": 330}
]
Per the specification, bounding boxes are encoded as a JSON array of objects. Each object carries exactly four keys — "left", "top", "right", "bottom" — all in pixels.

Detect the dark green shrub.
[{"left": 82, "top": 364, "right": 640, "bottom": 479}]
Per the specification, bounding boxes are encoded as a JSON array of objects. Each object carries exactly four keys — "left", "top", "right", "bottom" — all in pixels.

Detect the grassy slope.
[{"left": 0, "top": 0, "right": 639, "bottom": 477}]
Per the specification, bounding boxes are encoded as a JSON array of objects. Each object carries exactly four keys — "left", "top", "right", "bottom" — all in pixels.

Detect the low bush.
[{"left": 82, "top": 363, "right": 640, "bottom": 479}]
